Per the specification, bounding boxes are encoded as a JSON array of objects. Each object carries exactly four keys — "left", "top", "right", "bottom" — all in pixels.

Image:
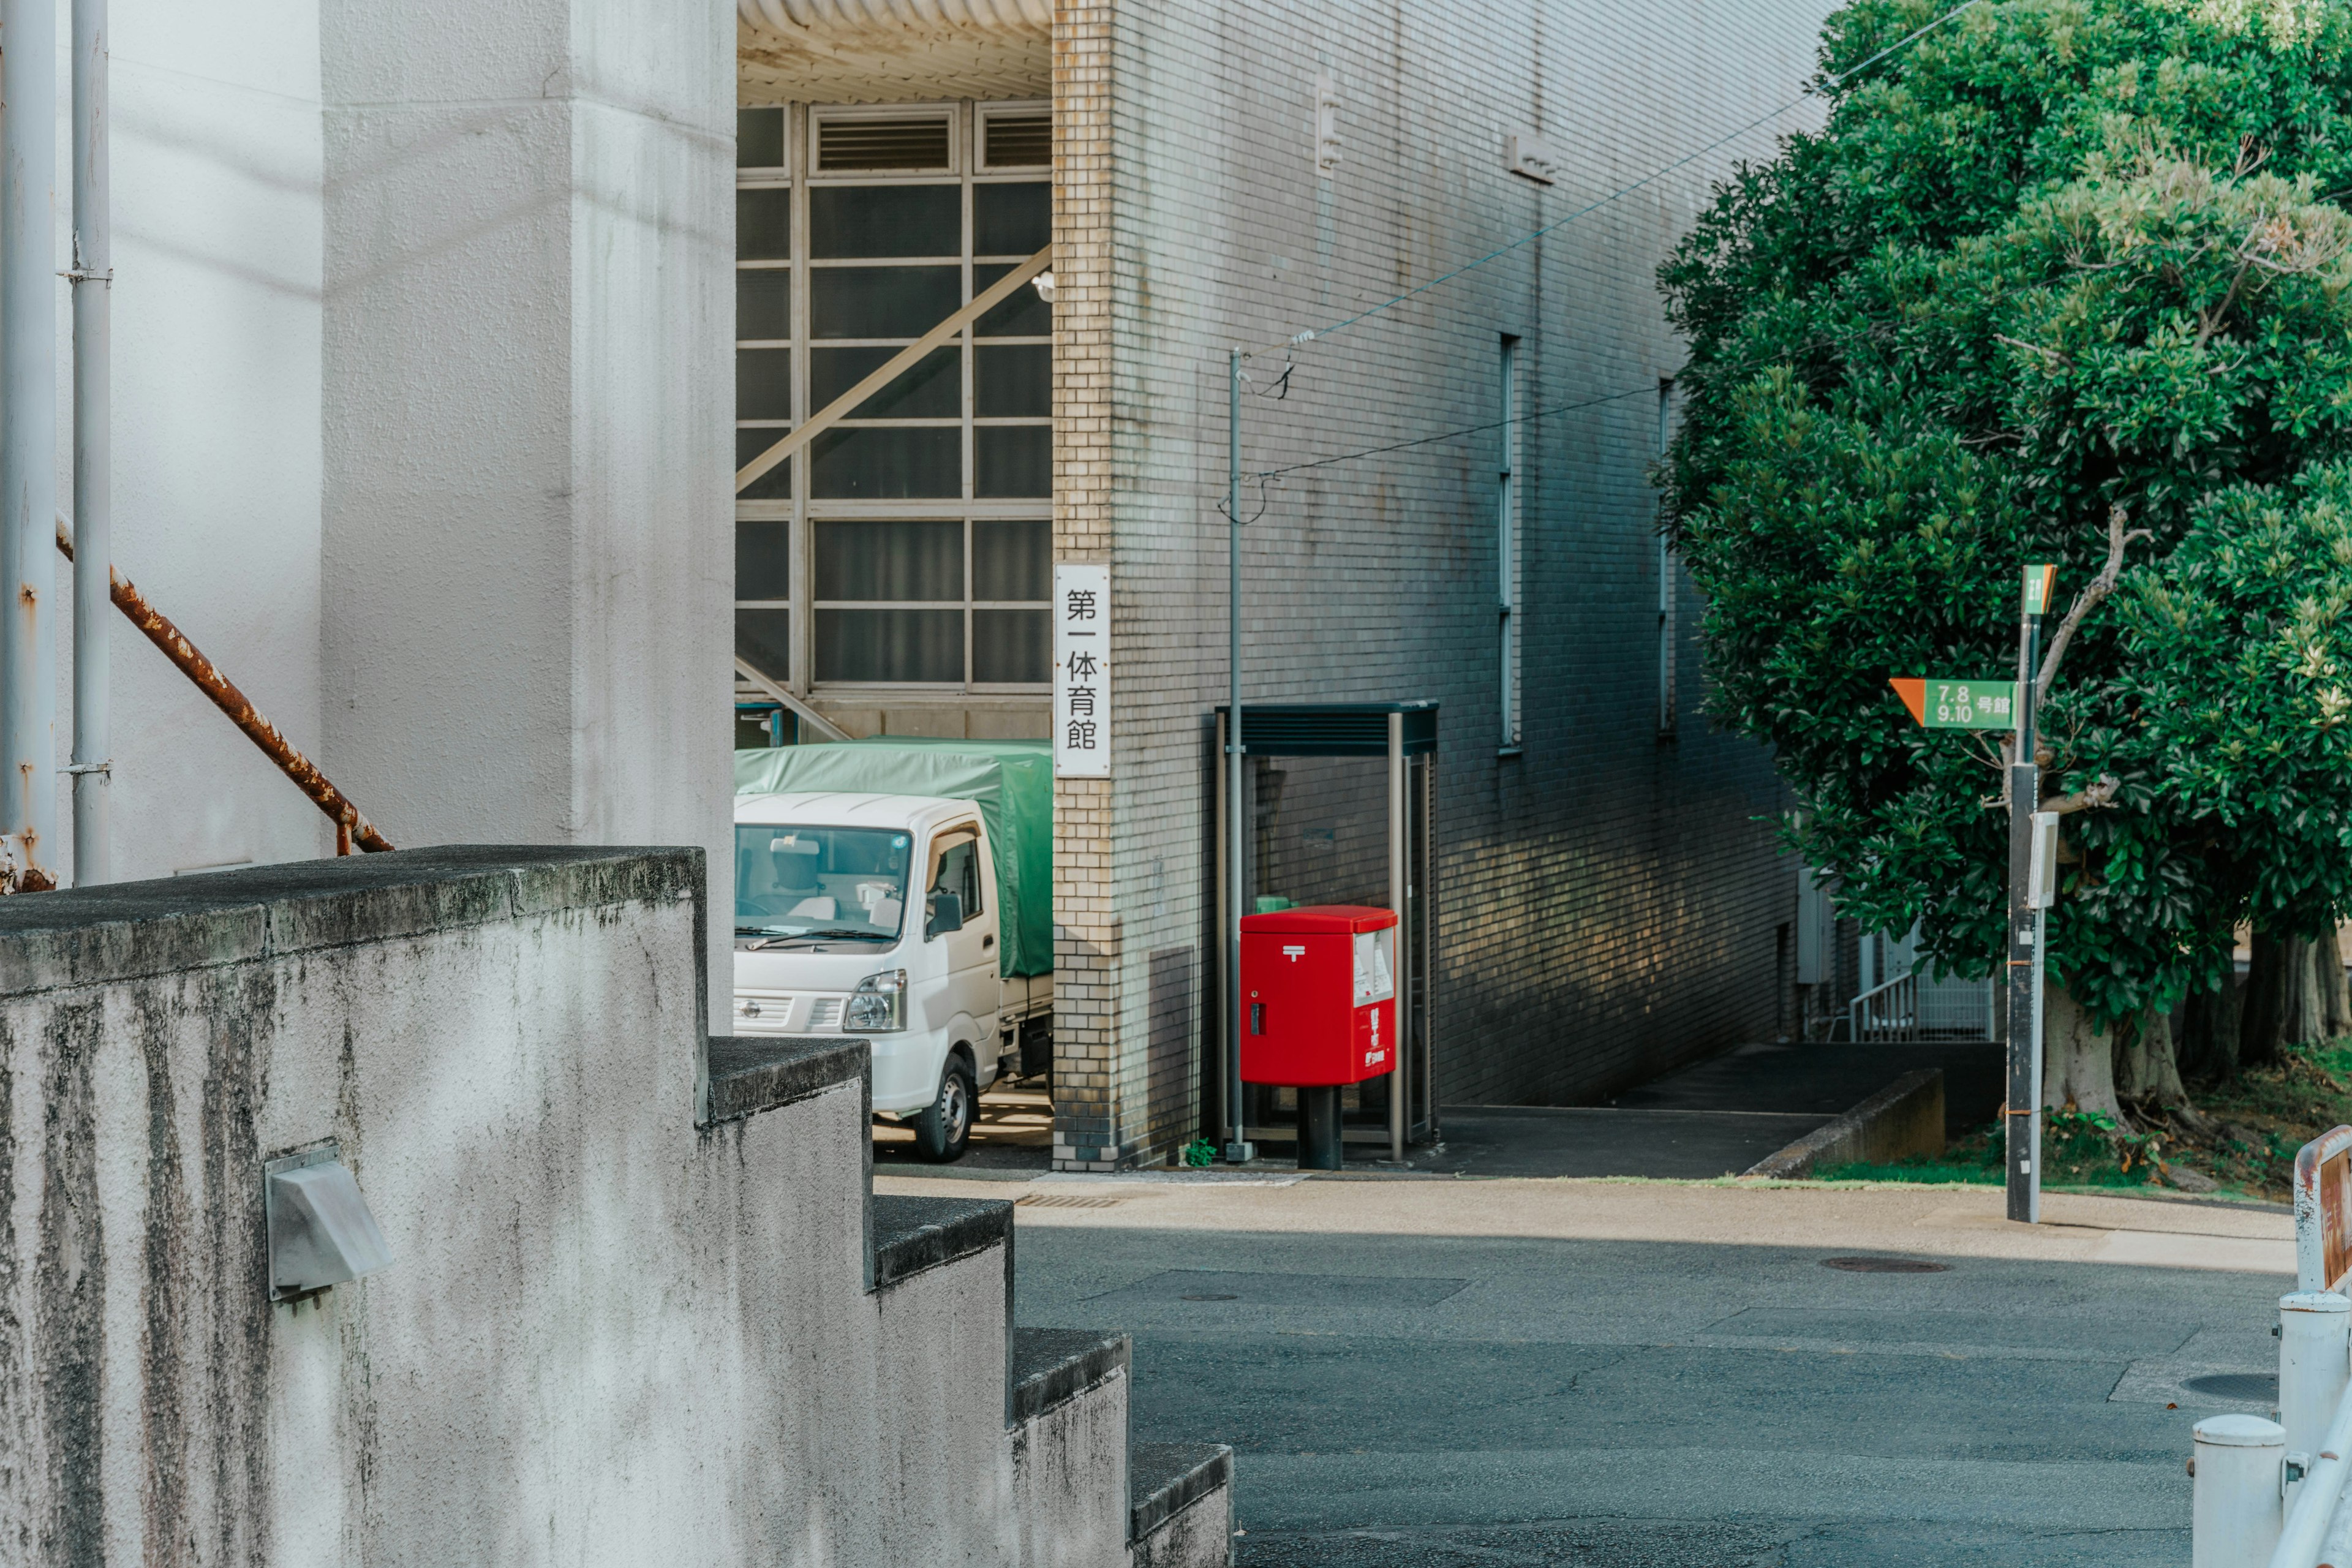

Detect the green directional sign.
[{"left": 1891, "top": 677, "right": 2016, "bottom": 730}]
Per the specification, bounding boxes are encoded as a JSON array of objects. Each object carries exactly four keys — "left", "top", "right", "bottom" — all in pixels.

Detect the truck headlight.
[{"left": 845, "top": 970, "right": 908, "bottom": 1033}]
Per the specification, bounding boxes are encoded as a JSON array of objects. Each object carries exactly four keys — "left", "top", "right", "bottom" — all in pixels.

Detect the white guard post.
[
  {"left": 2195, "top": 1414, "right": 2285, "bottom": 1568},
  {"left": 2202, "top": 1128, "right": 2352, "bottom": 1568}
]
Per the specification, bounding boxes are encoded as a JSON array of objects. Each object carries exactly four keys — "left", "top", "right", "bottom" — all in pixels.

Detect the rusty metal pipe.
[{"left": 55, "top": 519, "right": 393, "bottom": 854}]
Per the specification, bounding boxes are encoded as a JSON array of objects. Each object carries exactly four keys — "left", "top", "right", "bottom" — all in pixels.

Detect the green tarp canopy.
[{"left": 735, "top": 738, "right": 1052, "bottom": 978}]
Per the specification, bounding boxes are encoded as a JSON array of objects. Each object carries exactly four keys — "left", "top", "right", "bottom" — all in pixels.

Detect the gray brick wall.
[{"left": 1050, "top": 0, "right": 1833, "bottom": 1166}]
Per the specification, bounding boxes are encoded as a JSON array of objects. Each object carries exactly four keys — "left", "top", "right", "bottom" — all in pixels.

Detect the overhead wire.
[{"left": 1249, "top": 383, "right": 1658, "bottom": 487}]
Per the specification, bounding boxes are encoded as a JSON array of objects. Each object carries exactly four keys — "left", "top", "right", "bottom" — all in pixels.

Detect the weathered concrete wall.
[
  {"left": 1051, "top": 0, "right": 1834, "bottom": 1166},
  {"left": 320, "top": 0, "right": 736, "bottom": 1000},
  {"left": 0, "top": 848, "right": 1083, "bottom": 1566}
]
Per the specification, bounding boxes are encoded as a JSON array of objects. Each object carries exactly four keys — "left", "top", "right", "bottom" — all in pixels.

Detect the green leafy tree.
[{"left": 1660, "top": 0, "right": 2352, "bottom": 1115}]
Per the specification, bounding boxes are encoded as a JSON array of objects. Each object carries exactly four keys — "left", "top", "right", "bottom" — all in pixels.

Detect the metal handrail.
[
  {"left": 2272, "top": 1376, "right": 2352, "bottom": 1567},
  {"left": 1848, "top": 971, "right": 1919, "bottom": 1043},
  {"left": 55, "top": 518, "right": 393, "bottom": 856}
]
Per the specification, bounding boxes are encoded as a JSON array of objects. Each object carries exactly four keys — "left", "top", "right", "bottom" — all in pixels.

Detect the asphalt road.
[{"left": 1008, "top": 1183, "right": 2289, "bottom": 1567}]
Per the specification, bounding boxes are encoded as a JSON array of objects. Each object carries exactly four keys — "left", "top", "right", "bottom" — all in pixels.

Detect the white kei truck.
[{"left": 731, "top": 740, "right": 1052, "bottom": 1162}]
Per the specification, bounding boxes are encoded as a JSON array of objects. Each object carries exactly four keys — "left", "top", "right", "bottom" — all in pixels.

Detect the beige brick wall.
[{"left": 1050, "top": 0, "right": 1123, "bottom": 1168}]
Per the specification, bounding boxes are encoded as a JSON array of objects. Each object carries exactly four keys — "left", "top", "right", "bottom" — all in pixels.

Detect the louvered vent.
[
  {"left": 983, "top": 115, "right": 1051, "bottom": 168},
  {"left": 818, "top": 117, "right": 952, "bottom": 172}
]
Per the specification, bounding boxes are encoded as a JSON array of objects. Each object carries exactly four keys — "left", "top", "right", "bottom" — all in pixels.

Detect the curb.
[{"left": 1741, "top": 1068, "right": 1945, "bottom": 1179}]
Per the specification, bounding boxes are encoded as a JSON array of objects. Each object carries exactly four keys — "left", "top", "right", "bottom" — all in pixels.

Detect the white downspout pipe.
[
  {"left": 69, "top": 0, "right": 110, "bottom": 884},
  {"left": 1, "top": 0, "right": 59, "bottom": 888}
]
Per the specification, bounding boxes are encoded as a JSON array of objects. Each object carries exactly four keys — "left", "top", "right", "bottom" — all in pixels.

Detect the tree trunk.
[
  {"left": 2327, "top": 929, "right": 2352, "bottom": 1039},
  {"left": 2043, "top": 985, "right": 2130, "bottom": 1125},
  {"left": 2243, "top": 934, "right": 2288, "bottom": 1070},
  {"left": 2299, "top": 938, "right": 2332, "bottom": 1045},
  {"left": 2117, "top": 1005, "right": 2190, "bottom": 1110},
  {"left": 2178, "top": 978, "right": 2242, "bottom": 1084}
]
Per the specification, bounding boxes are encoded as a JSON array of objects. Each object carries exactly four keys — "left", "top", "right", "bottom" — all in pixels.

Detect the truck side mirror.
[{"left": 926, "top": 891, "right": 964, "bottom": 938}]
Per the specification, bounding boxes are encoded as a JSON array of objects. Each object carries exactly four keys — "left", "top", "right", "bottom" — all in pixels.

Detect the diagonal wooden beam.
[{"left": 734, "top": 243, "right": 1054, "bottom": 496}]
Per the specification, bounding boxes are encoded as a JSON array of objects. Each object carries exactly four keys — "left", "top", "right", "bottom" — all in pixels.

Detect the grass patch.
[
  {"left": 1814, "top": 1039, "right": 2352, "bottom": 1202},
  {"left": 1817, "top": 1110, "right": 2160, "bottom": 1188}
]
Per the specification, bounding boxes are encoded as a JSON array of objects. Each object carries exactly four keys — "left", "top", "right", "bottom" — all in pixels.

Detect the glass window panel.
[
  {"left": 817, "top": 117, "right": 950, "bottom": 172},
  {"left": 973, "top": 519, "right": 1049, "bottom": 601},
  {"left": 973, "top": 263, "right": 1051, "bottom": 336},
  {"left": 734, "top": 429, "right": 793, "bottom": 501},
  {"left": 974, "top": 345, "right": 1050, "bottom": 417},
  {"left": 815, "top": 519, "right": 963, "bottom": 601},
  {"left": 810, "top": 427, "right": 960, "bottom": 499},
  {"left": 737, "top": 109, "right": 785, "bottom": 170},
  {"left": 737, "top": 188, "right": 792, "bottom": 262},
  {"left": 736, "top": 521, "right": 792, "bottom": 601},
  {"left": 810, "top": 184, "right": 960, "bottom": 259},
  {"left": 736, "top": 348, "right": 793, "bottom": 423},
  {"left": 973, "top": 182, "right": 1050, "bottom": 255},
  {"left": 975, "top": 426, "right": 1050, "bottom": 498},
  {"left": 982, "top": 115, "right": 1050, "bottom": 169},
  {"left": 737, "top": 269, "right": 791, "bottom": 341},
  {"left": 810, "top": 346, "right": 959, "bottom": 419},
  {"left": 810, "top": 266, "right": 961, "bottom": 339},
  {"left": 735, "top": 608, "right": 793, "bottom": 682},
  {"left": 816, "top": 608, "right": 962, "bottom": 683},
  {"left": 973, "top": 609, "right": 1049, "bottom": 684}
]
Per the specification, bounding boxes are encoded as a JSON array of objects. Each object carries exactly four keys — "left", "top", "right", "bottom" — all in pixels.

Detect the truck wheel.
[{"left": 913, "top": 1058, "right": 976, "bottom": 1163}]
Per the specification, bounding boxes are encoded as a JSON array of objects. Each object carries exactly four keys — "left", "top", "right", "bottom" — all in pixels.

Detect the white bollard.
[
  {"left": 2195, "top": 1414, "right": 2286, "bottom": 1568},
  {"left": 2281, "top": 1291, "right": 2351, "bottom": 1491}
]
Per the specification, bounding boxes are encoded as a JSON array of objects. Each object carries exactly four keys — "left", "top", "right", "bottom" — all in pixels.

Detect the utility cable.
[
  {"left": 1255, "top": 0, "right": 1991, "bottom": 358},
  {"left": 1247, "top": 382, "right": 1657, "bottom": 486}
]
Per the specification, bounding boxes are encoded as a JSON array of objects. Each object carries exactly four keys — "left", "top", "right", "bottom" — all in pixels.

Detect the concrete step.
[
  {"left": 1011, "top": 1327, "right": 1129, "bottom": 1427},
  {"left": 873, "top": 1192, "right": 1013, "bottom": 1288},
  {"left": 1129, "top": 1442, "right": 1234, "bottom": 1567}
]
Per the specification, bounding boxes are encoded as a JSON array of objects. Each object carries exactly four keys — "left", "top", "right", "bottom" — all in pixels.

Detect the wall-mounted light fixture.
[{"left": 266, "top": 1144, "right": 393, "bottom": 1302}]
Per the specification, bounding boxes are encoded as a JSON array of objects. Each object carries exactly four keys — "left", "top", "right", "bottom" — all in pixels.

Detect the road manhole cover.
[
  {"left": 1180, "top": 1294, "right": 1240, "bottom": 1301},
  {"left": 2184, "top": 1372, "right": 2278, "bottom": 1401},
  {"left": 1820, "top": 1256, "right": 1949, "bottom": 1274}
]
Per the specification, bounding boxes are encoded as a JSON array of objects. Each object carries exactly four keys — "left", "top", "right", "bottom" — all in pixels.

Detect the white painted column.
[
  {"left": 2193, "top": 1414, "right": 2285, "bottom": 1568},
  {"left": 321, "top": 0, "right": 734, "bottom": 998}
]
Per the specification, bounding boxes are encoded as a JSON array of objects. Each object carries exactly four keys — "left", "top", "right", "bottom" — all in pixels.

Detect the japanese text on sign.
[
  {"left": 1054, "top": 564, "right": 1110, "bottom": 778},
  {"left": 1889, "top": 677, "right": 2018, "bottom": 731}
]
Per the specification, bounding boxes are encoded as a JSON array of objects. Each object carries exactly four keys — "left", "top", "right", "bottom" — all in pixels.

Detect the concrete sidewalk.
[{"left": 903, "top": 1173, "right": 2292, "bottom": 1567}]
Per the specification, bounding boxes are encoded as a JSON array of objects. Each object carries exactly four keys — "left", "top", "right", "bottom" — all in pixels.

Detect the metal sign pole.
[
  {"left": 1224, "top": 348, "right": 1254, "bottom": 1164},
  {"left": 2006, "top": 564, "right": 2053, "bottom": 1224}
]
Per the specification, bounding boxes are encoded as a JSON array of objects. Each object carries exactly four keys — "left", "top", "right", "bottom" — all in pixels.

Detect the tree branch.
[
  {"left": 2035, "top": 504, "right": 2152, "bottom": 706},
  {"left": 2041, "top": 774, "right": 2120, "bottom": 815}
]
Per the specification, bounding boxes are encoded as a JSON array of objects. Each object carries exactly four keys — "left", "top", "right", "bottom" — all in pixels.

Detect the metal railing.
[
  {"left": 1848, "top": 971, "right": 1918, "bottom": 1043},
  {"left": 2194, "top": 1128, "right": 2352, "bottom": 1567}
]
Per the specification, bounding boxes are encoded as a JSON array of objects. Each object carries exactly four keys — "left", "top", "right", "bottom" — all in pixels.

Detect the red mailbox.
[{"left": 1239, "top": 905, "right": 1397, "bottom": 1087}]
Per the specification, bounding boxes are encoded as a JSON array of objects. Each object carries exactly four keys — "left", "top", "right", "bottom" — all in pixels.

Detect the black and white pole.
[{"left": 2007, "top": 564, "right": 2056, "bottom": 1224}]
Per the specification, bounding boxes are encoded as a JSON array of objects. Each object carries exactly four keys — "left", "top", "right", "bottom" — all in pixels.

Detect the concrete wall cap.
[
  {"left": 2196, "top": 1414, "right": 2288, "bottom": 1447},
  {"left": 0, "top": 845, "right": 702, "bottom": 996},
  {"left": 2282, "top": 1291, "right": 2352, "bottom": 1314}
]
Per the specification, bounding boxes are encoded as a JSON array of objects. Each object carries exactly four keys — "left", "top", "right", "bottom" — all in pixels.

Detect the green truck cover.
[{"left": 735, "top": 738, "right": 1052, "bottom": 978}]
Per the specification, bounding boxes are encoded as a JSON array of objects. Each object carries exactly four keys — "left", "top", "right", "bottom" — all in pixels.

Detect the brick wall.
[{"left": 1052, "top": 0, "right": 1834, "bottom": 1167}]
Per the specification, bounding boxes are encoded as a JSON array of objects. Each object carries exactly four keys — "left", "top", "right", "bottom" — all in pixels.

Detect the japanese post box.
[{"left": 1239, "top": 905, "right": 1398, "bottom": 1086}]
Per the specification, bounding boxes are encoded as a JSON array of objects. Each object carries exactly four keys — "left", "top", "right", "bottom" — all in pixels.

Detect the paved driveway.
[{"left": 948, "top": 1175, "right": 2296, "bottom": 1567}]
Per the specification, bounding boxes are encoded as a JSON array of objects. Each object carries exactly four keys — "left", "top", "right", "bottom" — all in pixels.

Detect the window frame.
[{"left": 734, "top": 99, "right": 1054, "bottom": 701}]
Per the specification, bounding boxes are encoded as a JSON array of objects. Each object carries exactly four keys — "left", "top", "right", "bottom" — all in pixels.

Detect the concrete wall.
[
  {"left": 1051, "top": 0, "right": 1833, "bottom": 1166},
  {"left": 48, "top": 0, "right": 331, "bottom": 882},
  {"left": 0, "top": 847, "right": 1055, "bottom": 1566},
  {"left": 320, "top": 0, "right": 737, "bottom": 1000}
]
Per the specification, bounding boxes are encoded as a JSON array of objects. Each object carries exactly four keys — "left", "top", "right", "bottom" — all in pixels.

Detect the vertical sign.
[{"left": 1054, "top": 564, "right": 1110, "bottom": 778}]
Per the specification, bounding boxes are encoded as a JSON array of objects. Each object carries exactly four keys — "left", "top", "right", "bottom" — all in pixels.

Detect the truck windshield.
[{"left": 734, "top": 824, "right": 912, "bottom": 941}]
